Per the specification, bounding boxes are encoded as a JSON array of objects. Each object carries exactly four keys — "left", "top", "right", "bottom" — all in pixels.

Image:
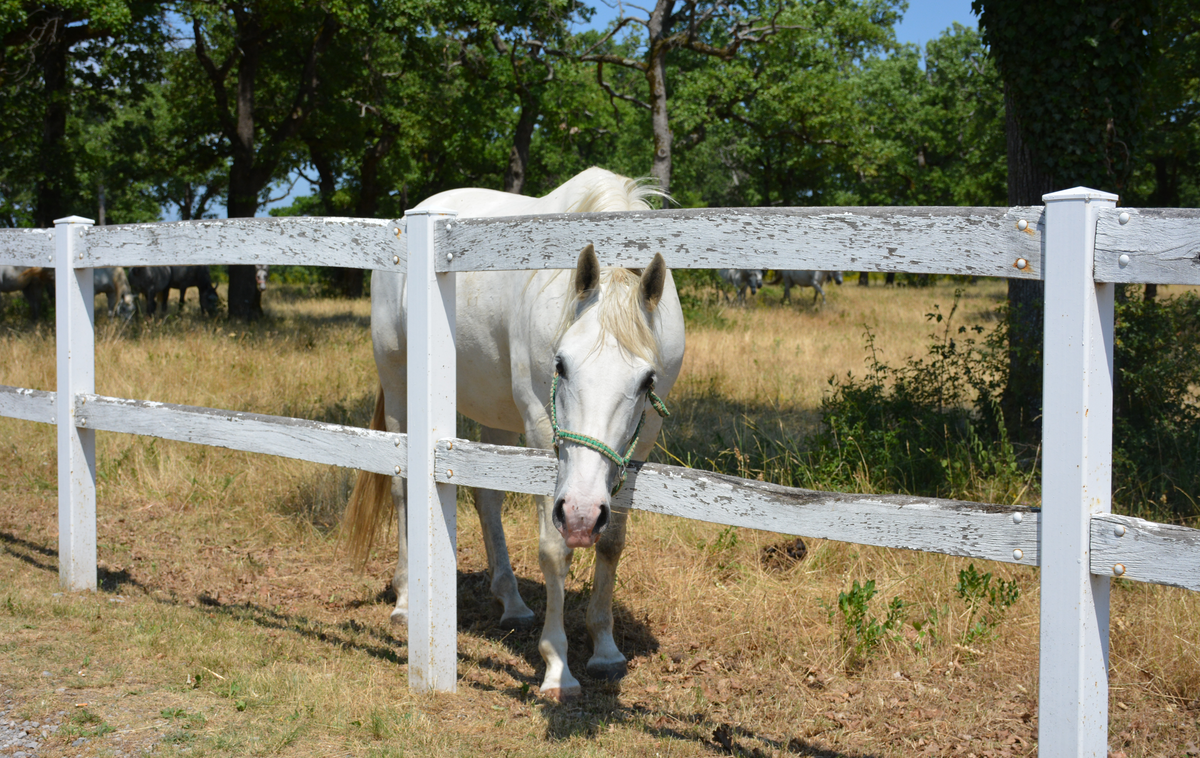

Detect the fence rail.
[{"left": 2, "top": 196, "right": 1199, "bottom": 755}]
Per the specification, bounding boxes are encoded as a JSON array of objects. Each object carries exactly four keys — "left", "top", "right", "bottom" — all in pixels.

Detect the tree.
[
  {"left": 974, "top": 0, "right": 1156, "bottom": 438},
  {"left": 1125, "top": 0, "right": 1200, "bottom": 300},
  {"left": 837, "top": 24, "right": 1005, "bottom": 207},
  {"left": 551, "top": 0, "right": 796, "bottom": 194},
  {"left": 182, "top": 0, "right": 341, "bottom": 318},
  {"left": 0, "top": 1, "right": 163, "bottom": 227}
]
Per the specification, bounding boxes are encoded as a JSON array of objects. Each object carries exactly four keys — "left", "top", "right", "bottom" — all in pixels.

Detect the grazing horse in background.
[
  {"left": 254, "top": 265, "right": 269, "bottom": 292},
  {"left": 773, "top": 270, "right": 844, "bottom": 305},
  {"left": 128, "top": 266, "right": 172, "bottom": 316},
  {"left": 169, "top": 266, "right": 220, "bottom": 316},
  {"left": 0, "top": 266, "right": 51, "bottom": 319},
  {"left": 718, "top": 269, "right": 765, "bottom": 305},
  {"left": 345, "top": 167, "right": 686, "bottom": 699},
  {"left": 94, "top": 267, "right": 136, "bottom": 320}
]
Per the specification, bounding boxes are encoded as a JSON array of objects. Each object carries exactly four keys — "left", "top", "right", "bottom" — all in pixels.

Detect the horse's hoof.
[
  {"left": 585, "top": 660, "right": 628, "bottom": 682},
  {"left": 539, "top": 685, "right": 581, "bottom": 702},
  {"left": 389, "top": 609, "right": 408, "bottom": 626},
  {"left": 498, "top": 612, "right": 537, "bottom": 632}
]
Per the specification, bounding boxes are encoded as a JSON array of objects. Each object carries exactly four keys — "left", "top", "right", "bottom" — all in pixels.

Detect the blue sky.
[
  {"left": 894, "top": 0, "right": 979, "bottom": 47},
  {"left": 579, "top": 0, "right": 979, "bottom": 48},
  {"left": 255, "top": 1, "right": 981, "bottom": 217}
]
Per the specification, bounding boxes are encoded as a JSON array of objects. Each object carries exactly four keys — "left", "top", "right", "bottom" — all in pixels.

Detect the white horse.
[
  {"left": 719, "top": 268, "right": 764, "bottom": 305},
  {"left": 94, "top": 267, "right": 136, "bottom": 320},
  {"left": 773, "top": 269, "right": 844, "bottom": 305},
  {"left": 345, "top": 167, "right": 686, "bottom": 699}
]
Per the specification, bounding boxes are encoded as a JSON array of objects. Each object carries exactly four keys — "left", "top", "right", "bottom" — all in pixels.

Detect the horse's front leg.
[
  {"left": 585, "top": 507, "right": 628, "bottom": 680},
  {"left": 475, "top": 427, "right": 535, "bottom": 629},
  {"left": 536, "top": 492, "right": 579, "bottom": 699}
]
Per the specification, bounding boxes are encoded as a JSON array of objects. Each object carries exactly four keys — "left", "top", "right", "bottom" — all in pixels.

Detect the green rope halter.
[{"left": 550, "top": 371, "right": 670, "bottom": 496}]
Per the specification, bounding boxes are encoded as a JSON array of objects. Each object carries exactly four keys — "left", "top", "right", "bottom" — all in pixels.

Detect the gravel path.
[{"left": 0, "top": 698, "right": 62, "bottom": 757}]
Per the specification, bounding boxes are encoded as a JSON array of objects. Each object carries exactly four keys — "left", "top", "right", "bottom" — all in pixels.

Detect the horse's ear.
[
  {"left": 575, "top": 244, "right": 600, "bottom": 297},
  {"left": 640, "top": 253, "right": 667, "bottom": 312}
]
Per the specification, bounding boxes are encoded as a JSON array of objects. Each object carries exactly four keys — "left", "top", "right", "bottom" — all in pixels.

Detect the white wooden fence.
[{"left": 2, "top": 188, "right": 1200, "bottom": 755}]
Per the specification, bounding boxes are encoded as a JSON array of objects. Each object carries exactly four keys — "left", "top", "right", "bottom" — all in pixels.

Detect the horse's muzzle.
[{"left": 553, "top": 497, "right": 609, "bottom": 548}]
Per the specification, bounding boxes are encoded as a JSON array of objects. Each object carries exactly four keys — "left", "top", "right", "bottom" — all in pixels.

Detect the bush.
[
  {"left": 677, "top": 287, "right": 1200, "bottom": 522},
  {"left": 801, "top": 296, "right": 1031, "bottom": 503},
  {"left": 1113, "top": 291, "right": 1200, "bottom": 520}
]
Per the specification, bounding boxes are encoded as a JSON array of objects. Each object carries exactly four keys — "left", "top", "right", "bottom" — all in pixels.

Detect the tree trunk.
[
  {"left": 335, "top": 127, "right": 398, "bottom": 299},
  {"left": 1002, "top": 86, "right": 1056, "bottom": 441},
  {"left": 504, "top": 88, "right": 538, "bottom": 195},
  {"left": 310, "top": 148, "right": 337, "bottom": 214},
  {"left": 224, "top": 15, "right": 264, "bottom": 320},
  {"left": 35, "top": 8, "right": 71, "bottom": 228},
  {"left": 646, "top": 0, "right": 675, "bottom": 195},
  {"left": 308, "top": 144, "right": 363, "bottom": 297}
]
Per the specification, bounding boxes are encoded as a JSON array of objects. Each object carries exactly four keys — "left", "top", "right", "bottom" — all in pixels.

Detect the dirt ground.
[{"left": 1, "top": 280, "right": 1198, "bottom": 756}]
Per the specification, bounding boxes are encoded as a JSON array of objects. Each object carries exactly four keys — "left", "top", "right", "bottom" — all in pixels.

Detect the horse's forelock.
[
  {"left": 558, "top": 268, "right": 662, "bottom": 372},
  {"left": 550, "top": 169, "right": 670, "bottom": 369}
]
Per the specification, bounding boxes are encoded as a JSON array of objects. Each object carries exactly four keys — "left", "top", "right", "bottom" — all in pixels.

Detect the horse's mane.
[
  {"left": 565, "top": 169, "right": 667, "bottom": 213},
  {"left": 550, "top": 169, "right": 669, "bottom": 370}
]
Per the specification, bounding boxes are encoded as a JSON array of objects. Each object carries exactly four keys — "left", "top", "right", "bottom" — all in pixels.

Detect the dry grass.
[
  {"left": 0, "top": 280, "right": 1197, "bottom": 757},
  {"left": 660, "top": 278, "right": 1007, "bottom": 469}
]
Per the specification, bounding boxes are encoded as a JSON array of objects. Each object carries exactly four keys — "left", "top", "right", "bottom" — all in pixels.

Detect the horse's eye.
[
  {"left": 641, "top": 373, "right": 656, "bottom": 394},
  {"left": 555, "top": 356, "right": 567, "bottom": 380}
]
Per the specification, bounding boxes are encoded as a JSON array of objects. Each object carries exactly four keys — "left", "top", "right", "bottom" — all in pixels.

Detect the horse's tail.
[{"left": 344, "top": 385, "right": 395, "bottom": 567}]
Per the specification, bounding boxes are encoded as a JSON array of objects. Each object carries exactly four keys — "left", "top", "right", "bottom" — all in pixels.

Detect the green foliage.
[
  {"left": 1124, "top": 0, "right": 1200, "bottom": 207},
  {"left": 839, "top": 24, "right": 1007, "bottom": 206},
  {"left": 697, "top": 525, "right": 742, "bottom": 572},
  {"left": 974, "top": 0, "right": 1156, "bottom": 194},
  {"left": 833, "top": 579, "right": 905, "bottom": 667},
  {"left": 955, "top": 564, "right": 1019, "bottom": 645},
  {"left": 1112, "top": 291, "right": 1200, "bottom": 520},
  {"left": 674, "top": 269, "right": 732, "bottom": 330},
  {"left": 803, "top": 296, "right": 1031, "bottom": 502},
  {"left": 0, "top": 1, "right": 166, "bottom": 226}
]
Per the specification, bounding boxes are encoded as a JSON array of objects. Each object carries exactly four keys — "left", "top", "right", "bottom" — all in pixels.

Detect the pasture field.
[{"left": 1, "top": 278, "right": 1198, "bottom": 757}]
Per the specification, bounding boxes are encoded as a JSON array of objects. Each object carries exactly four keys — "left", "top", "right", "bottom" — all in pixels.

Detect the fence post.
[
  {"left": 405, "top": 208, "right": 459, "bottom": 692},
  {"left": 54, "top": 215, "right": 97, "bottom": 591},
  {"left": 1039, "top": 188, "right": 1117, "bottom": 755}
]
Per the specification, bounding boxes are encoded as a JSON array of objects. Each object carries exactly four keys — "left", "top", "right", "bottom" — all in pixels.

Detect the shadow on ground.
[{"left": 2, "top": 528, "right": 877, "bottom": 758}]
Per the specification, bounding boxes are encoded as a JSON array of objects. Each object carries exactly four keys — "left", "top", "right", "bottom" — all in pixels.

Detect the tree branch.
[
  {"left": 191, "top": 15, "right": 238, "bottom": 140},
  {"left": 255, "top": 12, "right": 341, "bottom": 185},
  {"left": 594, "top": 60, "right": 651, "bottom": 113}
]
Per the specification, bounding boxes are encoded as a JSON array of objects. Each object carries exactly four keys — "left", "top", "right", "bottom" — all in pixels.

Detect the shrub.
[
  {"left": 832, "top": 579, "right": 905, "bottom": 669},
  {"left": 1112, "top": 292, "right": 1200, "bottom": 520}
]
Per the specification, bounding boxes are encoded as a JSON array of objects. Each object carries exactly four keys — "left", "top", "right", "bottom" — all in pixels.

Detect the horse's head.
[
  {"left": 255, "top": 265, "right": 269, "bottom": 292},
  {"left": 550, "top": 244, "right": 670, "bottom": 549},
  {"left": 115, "top": 293, "right": 137, "bottom": 321},
  {"left": 831, "top": 271, "right": 844, "bottom": 286},
  {"left": 200, "top": 284, "right": 220, "bottom": 316},
  {"left": 748, "top": 269, "right": 764, "bottom": 295}
]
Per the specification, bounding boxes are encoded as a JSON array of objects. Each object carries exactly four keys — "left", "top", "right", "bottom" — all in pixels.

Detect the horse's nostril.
[
  {"left": 552, "top": 498, "right": 566, "bottom": 531},
  {"left": 592, "top": 503, "right": 609, "bottom": 536}
]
